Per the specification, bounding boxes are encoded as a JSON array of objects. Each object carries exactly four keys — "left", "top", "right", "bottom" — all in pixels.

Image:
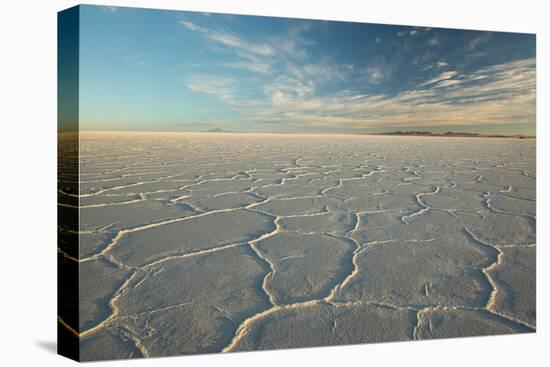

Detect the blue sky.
[{"left": 78, "top": 5, "right": 536, "bottom": 134}]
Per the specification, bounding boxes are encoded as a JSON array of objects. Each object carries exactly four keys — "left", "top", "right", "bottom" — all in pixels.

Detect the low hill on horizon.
[{"left": 372, "top": 130, "right": 535, "bottom": 139}]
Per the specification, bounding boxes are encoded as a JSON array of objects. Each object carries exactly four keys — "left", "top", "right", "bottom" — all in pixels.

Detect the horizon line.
[{"left": 62, "top": 129, "right": 536, "bottom": 138}]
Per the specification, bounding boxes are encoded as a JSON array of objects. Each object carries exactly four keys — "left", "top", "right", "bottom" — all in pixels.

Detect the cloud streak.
[{"left": 420, "top": 70, "right": 459, "bottom": 86}]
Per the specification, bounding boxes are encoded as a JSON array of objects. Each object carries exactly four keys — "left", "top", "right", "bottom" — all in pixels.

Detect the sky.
[{"left": 76, "top": 5, "right": 536, "bottom": 135}]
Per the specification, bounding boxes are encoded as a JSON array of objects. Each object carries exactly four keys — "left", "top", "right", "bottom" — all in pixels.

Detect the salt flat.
[{"left": 59, "top": 132, "right": 536, "bottom": 360}]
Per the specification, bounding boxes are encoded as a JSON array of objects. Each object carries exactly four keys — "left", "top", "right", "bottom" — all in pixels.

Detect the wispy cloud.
[
  {"left": 468, "top": 32, "right": 492, "bottom": 51},
  {"left": 428, "top": 37, "right": 439, "bottom": 46},
  {"left": 208, "top": 32, "right": 275, "bottom": 57},
  {"left": 364, "top": 66, "right": 390, "bottom": 84},
  {"left": 226, "top": 61, "right": 272, "bottom": 75},
  {"left": 396, "top": 27, "right": 431, "bottom": 40},
  {"left": 184, "top": 75, "right": 240, "bottom": 105},
  {"left": 420, "top": 70, "right": 458, "bottom": 86},
  {"left": 422, "top": 61, "right": 448, "bottom": 70},
  {"left": 289, "top": 62, "right": 349, "bottom": 84},
  {"left": 180, "top": 20, "right": 275, "bottom": 58},
  {"left": 180, "top": 20, "right": 202, "bottom": 32},
  {"left": 265, "top": 76, "right": 315, "bottom": 104}
]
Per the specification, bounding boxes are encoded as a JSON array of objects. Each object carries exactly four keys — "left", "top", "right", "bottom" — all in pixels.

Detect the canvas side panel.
[{"left": 57, "top": 5, "right": 80, "bottom": 362}]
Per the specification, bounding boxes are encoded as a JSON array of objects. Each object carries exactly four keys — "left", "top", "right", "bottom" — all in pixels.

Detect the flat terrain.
[{"left": 58, "top": 132, "right": 536, "bottom": 360}]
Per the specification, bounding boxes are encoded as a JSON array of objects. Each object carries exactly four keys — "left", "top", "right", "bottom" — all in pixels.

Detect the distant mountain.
[{"left": 372, "top": 130, "right": 534, "bottom": 139}]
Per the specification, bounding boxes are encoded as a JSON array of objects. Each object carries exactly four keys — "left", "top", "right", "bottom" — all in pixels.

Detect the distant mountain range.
[
  {"left": 199, "top": 128, "right": 534, "bottom": 138},
  {"left": 372, "top": 131, "right": 535, "bottom": 139}
]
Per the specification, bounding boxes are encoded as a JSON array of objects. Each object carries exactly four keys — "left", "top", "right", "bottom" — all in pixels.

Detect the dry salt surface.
[{"left": 58, "top": 132, "right": 536, "bottom": 360}]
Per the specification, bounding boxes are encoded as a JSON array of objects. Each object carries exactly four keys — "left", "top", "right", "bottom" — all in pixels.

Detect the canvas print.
[{"left": 57, "top": 5, "right": 536, "bottom": 362}]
